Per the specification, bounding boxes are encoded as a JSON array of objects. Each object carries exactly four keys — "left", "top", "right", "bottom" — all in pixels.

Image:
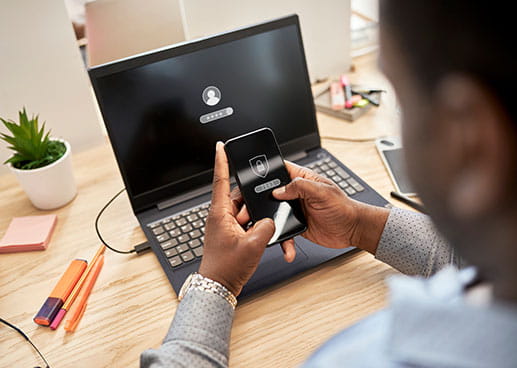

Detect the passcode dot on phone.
[{"left": 224, "top": 128, "right": 307, "bottom": 246}]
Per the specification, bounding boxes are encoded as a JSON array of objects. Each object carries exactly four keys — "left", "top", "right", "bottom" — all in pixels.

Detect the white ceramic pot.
[{"left": 9, "top": 139, "right": 77, "bottom": 210}]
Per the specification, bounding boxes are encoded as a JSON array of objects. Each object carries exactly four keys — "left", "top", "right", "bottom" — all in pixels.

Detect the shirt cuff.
[
  {"left": 140, "top": 289, "right": 234, "bottom": 367},
  {"left": 375, "top": 208, "right": 449, "bottom": 277},
  {"left": 164, "top": 289, "right": 234, "bottom": 351}
]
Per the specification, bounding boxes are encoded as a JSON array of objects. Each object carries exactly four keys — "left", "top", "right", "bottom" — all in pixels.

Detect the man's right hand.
[{"left": 272, "top": 161, "right": 389, "bottom": 257}]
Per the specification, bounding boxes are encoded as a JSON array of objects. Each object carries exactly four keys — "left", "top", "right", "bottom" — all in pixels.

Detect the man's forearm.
[
  {"left": 374, "top": 208, "right": 462, "bottom": 277},
  {"left": 141, "top": 290, "right": 234, "bottom": 368}
]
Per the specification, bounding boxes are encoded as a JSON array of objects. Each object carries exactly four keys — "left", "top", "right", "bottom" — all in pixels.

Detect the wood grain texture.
[{"left": 0, "top": 52, "right": 413, "bottom": 368}]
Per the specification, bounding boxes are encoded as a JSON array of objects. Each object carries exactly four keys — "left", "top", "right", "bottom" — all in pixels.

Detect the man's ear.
[{"left": 433, "top": 75, "right": 516, "bottom": 221}]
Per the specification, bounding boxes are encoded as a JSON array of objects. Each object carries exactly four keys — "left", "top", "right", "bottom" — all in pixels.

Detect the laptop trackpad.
[{"left": 243, "top": 239, "right": 309, "bottom": 294}]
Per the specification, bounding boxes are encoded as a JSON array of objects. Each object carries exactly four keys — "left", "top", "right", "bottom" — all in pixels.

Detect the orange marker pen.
[
  {"left": 34, "top": 259, "right": 87, "bottom": 326},
  {"left": 64, "top": 254, "right": 105, "bottom": 332},
  {"left": 50, "top": 245, "right": 105, "bottom": 330}
]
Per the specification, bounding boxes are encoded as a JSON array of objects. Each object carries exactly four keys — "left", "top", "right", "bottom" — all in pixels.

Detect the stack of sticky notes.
[{"left": 0, "top": 215, "right": 57, "bottom": 253}]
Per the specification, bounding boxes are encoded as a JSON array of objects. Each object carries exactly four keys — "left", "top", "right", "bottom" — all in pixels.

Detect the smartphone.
[
  {"left": 375, "top": 137, "right": 417, "bottom": 196},
  {"left": 224, "top": 128, "right": 307, "bottom": 245}
]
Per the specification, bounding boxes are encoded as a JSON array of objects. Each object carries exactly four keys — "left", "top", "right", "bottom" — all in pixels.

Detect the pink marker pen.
[{"left": 330, "top": 82, "right": 345, "bottom": 110}]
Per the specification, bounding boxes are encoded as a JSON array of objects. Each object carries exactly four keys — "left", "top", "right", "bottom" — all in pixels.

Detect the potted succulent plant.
[{"left": 1, "top": 108, "right": 77, "bottom": 209}]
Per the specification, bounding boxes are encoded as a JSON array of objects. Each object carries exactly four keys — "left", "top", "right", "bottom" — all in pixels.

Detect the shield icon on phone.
[{"left": 249, "top": 154, "right": 269, "bottom": 178}]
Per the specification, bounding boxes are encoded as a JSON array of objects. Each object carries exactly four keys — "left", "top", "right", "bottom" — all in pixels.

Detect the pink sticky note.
[{"left": 0, "top": 215, "right": 57, "bottom": 253}]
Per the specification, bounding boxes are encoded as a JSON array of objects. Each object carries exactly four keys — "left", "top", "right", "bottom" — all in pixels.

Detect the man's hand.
[
  {"left": 273, "top": 161, "right": 389, "bottom": 256},
  {"left": 199, "top": 142, "right": 275, "bottom": 297}
]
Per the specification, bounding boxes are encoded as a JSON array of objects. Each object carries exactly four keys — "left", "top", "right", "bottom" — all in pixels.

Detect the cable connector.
[{"left": 134, "top": 241, "right": 151, "bottom": 255}]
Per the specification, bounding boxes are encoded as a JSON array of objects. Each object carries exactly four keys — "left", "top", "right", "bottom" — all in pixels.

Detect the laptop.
[{"left": 88, "top": 15, "right": 389, "bottom": 298}]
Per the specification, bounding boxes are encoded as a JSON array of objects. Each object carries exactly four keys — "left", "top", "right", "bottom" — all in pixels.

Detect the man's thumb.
[
  {"left": 247, "top": 218, "right": 275, "bottom": 246},
  {"left": 272, "top": 177, "right": 317, "bottom": 201}
]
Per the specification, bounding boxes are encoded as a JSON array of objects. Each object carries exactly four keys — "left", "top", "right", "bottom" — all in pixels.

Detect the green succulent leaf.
[{"left": 0, "top": 108, "right": 66, "bottom": 170}]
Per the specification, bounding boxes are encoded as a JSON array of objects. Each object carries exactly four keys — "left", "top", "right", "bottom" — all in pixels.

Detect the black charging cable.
[
  {"left": 95, "top": 188, "right": 151, "bottom": 255},
  {"left": 1, "top": 317, "right": 50, "bottom": 368}
]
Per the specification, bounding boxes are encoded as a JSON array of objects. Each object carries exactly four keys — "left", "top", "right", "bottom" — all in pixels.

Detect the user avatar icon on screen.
[{"left": 202, "top": 86, "right": 221, "bottom": 106}]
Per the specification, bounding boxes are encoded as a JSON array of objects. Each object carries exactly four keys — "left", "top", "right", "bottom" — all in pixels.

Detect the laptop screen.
[{"left": 89, "top": 16, "right": 319, "bottom": 211}]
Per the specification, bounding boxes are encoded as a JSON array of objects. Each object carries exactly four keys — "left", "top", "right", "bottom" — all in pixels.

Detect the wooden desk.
[{"left": 0, "top": 52, "right": 407, "bottom": 367}]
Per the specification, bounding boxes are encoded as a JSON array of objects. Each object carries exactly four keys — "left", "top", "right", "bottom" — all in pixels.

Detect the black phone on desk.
[{"left": 224, "top": 128, "right": 307, "bottom": 245}]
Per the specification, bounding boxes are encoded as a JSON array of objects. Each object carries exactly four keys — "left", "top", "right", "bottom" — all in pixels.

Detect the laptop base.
[{"left": 138, "top": 147, "right": 389, "bottom": 299}]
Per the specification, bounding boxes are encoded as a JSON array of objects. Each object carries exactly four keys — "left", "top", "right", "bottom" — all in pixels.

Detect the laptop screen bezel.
[{"left": 89, "top": 14, "right": 321, "bottom": 213}]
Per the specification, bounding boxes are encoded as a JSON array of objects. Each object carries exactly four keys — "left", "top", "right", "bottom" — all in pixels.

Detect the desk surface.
[{"left": 0, "top": 52, "right": 408, "bottom": 368}]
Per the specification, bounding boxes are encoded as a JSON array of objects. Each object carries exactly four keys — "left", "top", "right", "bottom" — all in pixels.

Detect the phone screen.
[
  {"left": 224, "top": 128, "right": 307, "bottom": 245},
  {"left": 382, "top": 148, "right": 416, "bottom": 195}
]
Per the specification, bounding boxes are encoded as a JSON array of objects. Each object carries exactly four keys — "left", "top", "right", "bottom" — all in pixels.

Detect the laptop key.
[
  {"left": 156, "top": 233, "right": 170, "bottom": 242},
  {"left": 169, "top": 229, "right": 181, "bottom": 237},
  {"left": 152, "top": 226, "right": 165, "bottom": 235},
  {"left": 160, "top": 239, "right": 178, "bottom": 250},
  {"left": 181, "top": 224, "right": 193, "bottom": 233},
  {"left": 192, "top": 220, "right": 204, "bottom": 228},
  {"left": 189, "top": 239, "right": 201, "bottom": 248},
  {"left": 165, "top": 248, "right": 178, "bottom": 258},
  {"left": 176, "top": 243, "right": 189, "bottom": 253},
  {"left": 169, "top": 256, "right": 183, "bottom": 268},
  {"left": 199, "top": 209, "right": 209, "bottom": 218},
  {"left": 335, "top": 167, "right": 350, "bottom": 179},
  {"left": 175, "top": 218, "right": 187, "bottom": 226},
  {"left": 187, "top": 214, "right": 199, "bottom": 222},
  {"left": 345, "top": 187, "right": 357, "bottom": 196},
  {"left": 193, "top": 247, "right": 203, "bottom": 258},
  {"left": 331, "top": 175, "right": 341, "bottom": 183},
  {"left": 338, "top": 181, "right": 349, "bottom": 189},
  {"left": 347, "top": 178, "right": 359, "bottom": 186},
  {"left": 181, "top": 251, "right": 195, "bottom": 262},
  {"left": 353, "top": 183, "right": 365, "bottom": 192},
  {"left": 320, "top": 164, "right": 330, "bottom": 171},
  {"left": 191, "top": 207, "right": 201, "bottom": 213},
  {"left": 164, "top": 223, "right": 176, "bottom": 231},
  {"left": 328, "top": 161, "right": 338, "bottom": 168},
  {"left": 178, "top": 234, "right": 190, "bottom": 243},
  {"left": 162, "top": 217, "right": 171, "bottom": 224},
  {"left": 189, "top": 230, "right": 202, "bottom": 239}
]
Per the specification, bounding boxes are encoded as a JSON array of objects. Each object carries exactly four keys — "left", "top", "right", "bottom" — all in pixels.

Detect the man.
[{"left": 141, "top": 1, "right": 517, "bottom": 366}]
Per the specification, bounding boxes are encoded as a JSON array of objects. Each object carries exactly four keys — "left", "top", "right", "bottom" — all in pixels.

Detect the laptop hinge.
[
  {"left": 285, "top": 150, "right": 308, "bottom": 162},
  {"left": 157, "top": 184, "right": 212, "bottom": 211}
]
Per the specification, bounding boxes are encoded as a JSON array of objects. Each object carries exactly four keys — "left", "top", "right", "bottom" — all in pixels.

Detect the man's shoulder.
[{"left": 301, "top": 267, "right": 476, "bottom": 368}]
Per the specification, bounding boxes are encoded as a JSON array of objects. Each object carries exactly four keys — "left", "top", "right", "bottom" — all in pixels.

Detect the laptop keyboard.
[
  {"left": 307, "top": 157, "right": 365, "bottom": 195},
  {"left": 147, "top": 203, "right": 210, "bottom": 269},
  {"left": 147, "top": 156, "right": 364, "bottom": 269}
]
